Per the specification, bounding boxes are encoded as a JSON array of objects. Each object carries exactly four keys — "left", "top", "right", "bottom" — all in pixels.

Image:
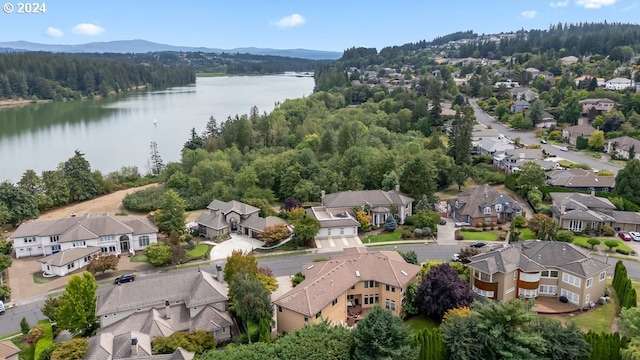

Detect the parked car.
[
  {"left": 439, "top": 217, "right": 447, "bottom": 225},
  {"left": 114, "top": 273, "right": 136, "bottom": 285},
  {"left": 455, "top": 222, "right": 471, "bottom": 228},
  {"left": 560, "top": 146, "right": 569, "bottom": 151},
  {"left": 470, "top": 241, "right": 488, "bottom": 248},
  {"left": 451, "top": 253, "right": 461, "bottom": 262},
  {"left": 0, "top": 300, "right": 4, "bottom": 315},
  {"left": 618, "top": 232, "right": 632, "bottom": 241},
  {"left": 540, "top": 140, "right": 547, "bottom": 144},
  {"left": 629, "top": 231, "right": 640, "bottom": 241}
]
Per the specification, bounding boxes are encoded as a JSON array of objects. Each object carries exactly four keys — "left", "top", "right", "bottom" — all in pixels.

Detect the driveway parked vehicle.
[
  {"left": 455, "top": 222, "right": 471, "bottom": 228},
  {"left": 470, "top": 241, "right": 488, "bottom": 248},
  {"left": 629, "top": 231, "right": 640, "bottom": 241},
  {"left": 439, "top": 218, "right": 447, "bottom": 225},
  {"left": 619, "top": 232, "right": 632, "bottom": 241}
]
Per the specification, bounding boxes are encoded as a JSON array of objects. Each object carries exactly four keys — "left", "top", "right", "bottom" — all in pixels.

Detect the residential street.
[{"left": 469, "top": 99, "right": 622, "bottom": 174}]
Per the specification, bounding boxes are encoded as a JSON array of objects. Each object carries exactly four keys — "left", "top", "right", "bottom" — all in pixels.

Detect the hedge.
[{"left": 34, "top": 321, "right": 53, "bottom": 360}]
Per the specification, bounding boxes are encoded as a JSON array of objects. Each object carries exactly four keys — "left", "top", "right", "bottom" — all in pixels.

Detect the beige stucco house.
[
  {"left": 273, "top": 247, "right": 421, "bottom": 333},
  {"left": 468, "top": 241, "right": 609, "bottom": 307},
  {"left": 196, "top": 199, "right": 286, "bottom": 239}
]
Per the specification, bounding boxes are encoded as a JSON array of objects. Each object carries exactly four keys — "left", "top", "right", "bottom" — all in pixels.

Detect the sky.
[{"left": 0, "top": 0, "right": 638, "bottom": 52}]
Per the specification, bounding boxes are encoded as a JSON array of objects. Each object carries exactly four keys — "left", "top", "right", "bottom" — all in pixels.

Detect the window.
[
  {"left": 50, "top": 235, "right": 59, "bottom": 243},
  {"left": 495, "top": 204, "right": 502, "bottom": 212},
  {"left": 24, "top": 237, "right": 35, "bottom": 243},
  {"left": 100, "top": 235, "right": 115, "bottom": 242},
  {"left": 518, "top": 288, "right": 538, "bottom": 298},
  {"left": 385, "top": 299, "right": 396, "bottom": 311},
  {"left": 568, "top": 220, "right": 583, "bottom": 232},
  {"left": 519, "top": 272, "right": 541, "bottom": 282},
  {"left": 562, "top": 273, "right": 581, "bottom": 287},
  {"left": 139, "top": 235, "right": 150, "bottom": 247},
  {"left": 364, "top": 294, "right": 379, "bottom": 305},
  {"left": 222, "top": 327, "right": 226, "bottom": 333},
  {"left": 340, "top": 228, "right": 344, "bottom": 235},
  {"left": 600, "top": 271, "right": 606, "bottom": 281},
  {"left": 560, "top": 289, "right": 579, "bottom": 305},
  {"left": 73, "top": 241, "right": 86, "bottom": 248},
  {"left": 332, "top": 298, "right": 338, "bottom": 306},
  {"left": 539, "top": 285, "right": 558, "bottom": 295},
  {"left": 67, "top": 263, "right": 75, "bottom": 270},
  {"left": 84, "top": 256, "right": 91, "bottom": 263},
  {"left": 586, "top": 277, "right": 593, "bottom": 288},
  {"left": 328, "top": 229, "right": 332, "bottom": 236},
  {"left": 108, "top": 246, "right": 116, "bottom": 252},
  {"left": 51, "top": 245, "right": 61, "bottom": 252},
  {"left": 483, "top": 206, "right": 491, "bottom": 214},
  {"left": 315, "top": 311, "right": 322, "bottom": 319},
  {"left": 278, "top": 306, "right": 282, "bottom": 313},
  {"left": 304, "top": 316, "right": 308, "bottom": 322},
  {"left": 541, "top": 270, "right": 559, "bottom": 278},
  {"left": 472, "top": 286, "right": 494, "bottom": 298},
  {"left": 474, "top": 270, "right": 491, "bottom": 282},
  {"left": 586, "top": 294, "right": 591, "bottom": 305},
  {"left": 101, "top": 247, "right": 108, "bottom": 253},
  {"left": 386, "top": 285, "right": 396, "bottom": 292},
  {"left": 364, "top": 280, "right": 379, "bottom": 288}
]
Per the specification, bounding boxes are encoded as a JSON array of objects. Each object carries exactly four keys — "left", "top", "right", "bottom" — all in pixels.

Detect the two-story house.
[
  {"left": 562, "top": 124, "right": 597, "bottom": 146},
  {"left": 604, "top": 136, "right": 640, "bottom": 160},
  {"left": 196, "top": 200, "right": 286, "bottom": 239},
  {"left": 546, "top": 169, "right": 616, "bottom": 192},
  {"left": 468, "top": 241, "right": 609, "bottom": 307},
  {"left": 11, "top": 214, "right": 158, "bottom": 276},
  {"left": 605, "top": 77, "right": 633, "bottom": 90},
  {"left": 493, "top": 149, "right": 543, "bottom": 173},
  {"left": 579, "top": 98, "right": 615, "bottom": 115},
  {"left": 273, "top": 247, "right": 421, "bottom": 333},
  {"left": 447, "top": 184, "right": 522, "bottom": 226}
]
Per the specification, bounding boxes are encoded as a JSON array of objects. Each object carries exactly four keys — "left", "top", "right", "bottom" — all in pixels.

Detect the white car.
[
  {"left": 629, "top": 231, "right": 640, "bottom": 241},
  {"left": 560, "top": 146, "right": 569, "bottom": 151},
  {"left": 455, "top": 222, "right": 471, "bottom": 228},
  {"left": 451, "top": 253, "right": 460, "bottom": 262}
]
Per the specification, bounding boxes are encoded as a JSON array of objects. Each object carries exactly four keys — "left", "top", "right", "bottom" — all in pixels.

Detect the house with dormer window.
[{"left": 447, "top": 184, "right": 522, "bottom": 226}]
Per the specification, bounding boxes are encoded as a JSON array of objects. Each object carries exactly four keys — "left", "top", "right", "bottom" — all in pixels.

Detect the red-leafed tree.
[{"left": 416, "top": 263, "right": 473, "bottom": 319}]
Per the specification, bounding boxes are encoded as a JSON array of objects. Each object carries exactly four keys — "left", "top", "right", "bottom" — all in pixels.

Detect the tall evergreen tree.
[
  {"left": 448, "top": 105, "right": 474, "bottom": 165},
  {"left": 353, "top": 305, "right": 417, "bottom": 360}
]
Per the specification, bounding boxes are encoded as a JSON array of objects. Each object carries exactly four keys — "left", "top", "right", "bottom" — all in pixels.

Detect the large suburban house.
[
  {"left": 510, "top": 100, "right": 531, "bottom": 114},
  {"left": 305, "top": 207, "right": 360, "bottom": 240},
  {"left": 11, "top": 214, "right": 158, "bottom": 275},
  {"left": 574, "top": 75, "right": 605, "bottom": 87},
  {"left": 467, "top": 241, "right": 609, "bottom": 307},
  {"left": 579, "top": 98, "right": 615, "bottom": 115},
  {"left": 196, "top": 200, "right": 286, "bottom": 239},
  {"left": 546, "top": 169, "right": 616, "bottom": 192},
  {"left": 493, "top": 148, "right": 543, "bottom": 173},
  {"left": 447, "top": 184, "right": 523, "bottom": 226},
  {"left": 604, "top": 136, "right": 640, "bottom": 160},
  {"left": 86, "top": 333, "right": 194, "bottom": 360},
  {"left": 550, "top": 192, "right": 640, "bottom": 232},
  {"left": 472, "top": 138, "right": 515, "bottom": 156},
  {"left": 605, "top": 77, "right": 633, "bottom": 91},
  {"left": 562, "top": 124, "right": 597, "bottom": 146},
  {"left": 88, "top": 269, "right": 232, "bottom": 359},
  {"left": 273, "top": 247, "right": 421, "bottom": 333}
]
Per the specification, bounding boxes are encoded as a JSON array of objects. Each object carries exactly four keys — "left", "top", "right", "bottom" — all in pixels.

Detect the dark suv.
[{"left": 114, "top": 273, "right": 136, "bottom": 285}]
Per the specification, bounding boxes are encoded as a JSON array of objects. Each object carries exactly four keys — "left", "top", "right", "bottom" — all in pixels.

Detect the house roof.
[
  {"left": 469, "top": 241, "right": 609, "bottom": 278},
  {"left": 502, "top": 148, "right": 543, "bottom": 160},
  {"left": 11, "top": 215, "right": 157, "bottom": 242},
  {"left": 563, "top": 124, "right": 597, "bottom": 136},
  {"left": 206, "top": 200, "right": 259, "bottom": 215},
  {"left": 547, "top": 169, "right": 615, "bottom": 188},
  {"left": 87, "top": 331, "right": 195, "bottom": 360},
  {"left": 449, "top": 184, "right": 521, "bottom": 219},
  {"left": 322, "top": 189, "right": 413, "bottom": 209},
  {"left": 241, "top": 214, "right": 286, "bottom": 232},
  {"left": 306, "top": 207, "right": 361, "bottom": 228},
  {"left": 474, "top": 138, "right": 515, "bottom": 153},
  {"left": 0, "top": 340, "right": 20, "bottom": 359},
  {"left": 37, "top": 246, "right": 100, "bottom": 266},
  {"left": 195, "top": 212, "right": 227, "bottom": 230},
  {"left": 96, "top": 270, "right": 227, "bottom": 316},
  {"left": 611, "top": 211, "right": 640, "bottom": 224},
  {"left": 273, "top": 249, "right": 420, "bottom": 317},
  {"left": 606, "top": 136, "right": 640, "bottom": 152},
  {"left": 607, "top": 77, "right": 632, "bottom": 83},
  {"left": 550, "top": 193, "right": 616, "bottom": 211},
  {"left": 579, "top": 98, "right": 615, "bottom": 104}
]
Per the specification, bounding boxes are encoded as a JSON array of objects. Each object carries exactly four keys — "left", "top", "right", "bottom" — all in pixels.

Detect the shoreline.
[{"left": 0, "top": 99, "right": 52, "bottom": 108}]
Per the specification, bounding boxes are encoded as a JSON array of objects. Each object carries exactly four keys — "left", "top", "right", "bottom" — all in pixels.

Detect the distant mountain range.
[{"left": 0, "top": 39, "right": 342, "bottom": 60}]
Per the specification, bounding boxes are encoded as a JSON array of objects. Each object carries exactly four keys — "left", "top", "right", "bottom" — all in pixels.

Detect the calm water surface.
[{"left": 0, "top": 75, "right": 314, "bottom": 183}]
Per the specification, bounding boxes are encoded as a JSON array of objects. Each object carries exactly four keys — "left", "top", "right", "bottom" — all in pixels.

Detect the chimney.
[
  {"left": 165, "top": 299, "right": 171, "bottom": 319},
  {"left": 560, "top": 202, "right": 566, "bottom": 214},
  {"left": 131, "top": 338, "right": 138, "bottom": 355},
  {"left": 395, "top": 184, "right": 400, "bottom": 192}
]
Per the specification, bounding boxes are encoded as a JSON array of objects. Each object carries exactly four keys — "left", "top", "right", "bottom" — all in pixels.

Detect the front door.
[{"left": 119, "top": 235, "right": 130, "bottom": 251}]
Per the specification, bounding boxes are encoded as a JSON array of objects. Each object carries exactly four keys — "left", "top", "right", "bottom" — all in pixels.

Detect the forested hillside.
[{"left": 0, "top": 52, "right": 195, "bottom": 100}]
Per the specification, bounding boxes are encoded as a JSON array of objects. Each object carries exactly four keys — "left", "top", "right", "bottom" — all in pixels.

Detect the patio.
[
  {"left": 531, "top": 296, "right": 581, "bottom": 314},
  {"left": 346, "top": 305, "right": 372, "bottom": 327}
]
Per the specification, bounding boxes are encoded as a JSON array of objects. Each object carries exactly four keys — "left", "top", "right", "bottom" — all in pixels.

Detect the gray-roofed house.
[
  {"left": 273, "top": 247, "right": 421, "bottom": 333},
  {"left": 85, "top": 331, "right": 195, "bottom": 360},
  {"left": 546, "top": 169, "right": 616, "bottom": 192},
  {"left": 472, "top": 138, "right": 515, "bottom": 156},
  {"left": 306, "top": 207, "right": 360, "bottom": 239},
  {"left": 551, "top": 192, "right": 640, "bottom": 233},
  {"left": 195, "top": 199, "right": 286, "bottom": 239},
  {"left": 468, "top": 241, "right": 609, "bottom": 307},
  {"left": 38, "top": 246, "right": 101, "bottom": 277},
  {"left": 493, "top": 148, "right": 543, "bottom": 173},
  {"left": 318, "top": 185, "right": 414, "bottom": 227},
  {"left": 447, "top": 184, "right": 522, "bottom": 226},
  {"left": 11, "top": 214, "right": 158, "bottom": 264},
  {"left": 95, "top": 269, "right": 232, "bottom": 344},
  {"left": 605, "top": 136, "right": 640, "bottom": 160},
  {"left": 562, "top": 124, "right": 597, "bottom": 146},
  {"left": 510, "top": 100, "right": 531, "bottom": 114}
]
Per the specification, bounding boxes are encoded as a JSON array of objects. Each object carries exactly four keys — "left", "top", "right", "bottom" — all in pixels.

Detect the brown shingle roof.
[
  {"left": 0, "top": 340, "right": 20, "bottom": 359},
  {"left": 450, "top": 184, "right": 521, "bottom": 219},
  {"left": 273, "top": 249, "right": 420, "bottom": 317}
]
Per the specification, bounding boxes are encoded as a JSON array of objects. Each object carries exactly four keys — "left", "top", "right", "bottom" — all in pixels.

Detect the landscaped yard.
[
  {"left": 363, "top": 229, "right": 402, "bottom": 243},
  {"left": 567, "top": 282, "right": 617, "bottom": 333},
  {"left": 571, "top": 236, "right": 634, "bottom": 254},
  {"left": 460, "top": 231, "right": 498, "bottom": 241},
  {"left": 518, "top": 228, "right": 537, "bottom": 240},
  {"left": 185, "top": 244, "right": 212, "bottom": 260},
  {"left": 404, "top": 315, "right": 439, "bottom": 333}
]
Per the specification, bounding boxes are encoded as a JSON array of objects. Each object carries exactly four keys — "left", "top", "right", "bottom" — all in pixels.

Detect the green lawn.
[
  {"left": 363, "top": 229, "right": 402, "bottom": 243},
  {"left": 130, "top": 254, "right": 148, "bottom": 263},
  {"left": 518, "top": 228, "right": 537, "bottom": 240},
  {"left": 572, "top": 236, "right": 595, "bottom": 250},
  {"left": 34, "top": 320, "right": 53, "bottom": 360},
  {"left": 571, "top": 237, "right": 633, "bottom": 253},
  {"left": 568, "top": 282, "right": 617, "bottom": 333},
  {"left": 460, "top": 231, "right": 498, "bottom": 241},
  {"left": 185, "top": 244, "right": 211, "bottom": 260},
  {"left": 404, "top": 315, "right": 439, "bottom": 333}
]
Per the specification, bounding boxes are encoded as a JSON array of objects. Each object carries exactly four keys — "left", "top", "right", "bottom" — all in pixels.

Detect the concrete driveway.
[
  {"left": 208, "top": 234, "right": 264, "bottom": 261},
  {"left": 436, "top": 219, "right": 458, "bottom": 245}
]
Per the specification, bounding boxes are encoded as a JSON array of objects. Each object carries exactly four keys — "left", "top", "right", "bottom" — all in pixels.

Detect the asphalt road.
[
  {"left": 3, "top": 243, "right": 640, "bottom": 337},
  {"left": 469, "top": 99, "right": 622, "bottom": 174}
]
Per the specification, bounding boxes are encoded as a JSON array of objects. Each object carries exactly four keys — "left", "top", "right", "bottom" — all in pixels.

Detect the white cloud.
[
  {"left": 272, "top": 13, "right": 305, "bottom": 28},
  {"left": 575, "top": 0, "right": 618, "bottom": 9},
  {"left": 521, "top": 10, "right": 537, "bottom": 18},
  {"left": 549, "top": 0, "right": 569, "bottom": 7},
  {"left": 71, "top": 23, "right": 105, "bottom": 36},
  {"left": 45, "top": 27, "right": 63, "bottom": 37}
]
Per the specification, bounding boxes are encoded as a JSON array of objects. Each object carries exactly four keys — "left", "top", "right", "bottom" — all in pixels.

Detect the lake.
[{"left": 0, "top": 75, "right": 315, "bottom": 183}]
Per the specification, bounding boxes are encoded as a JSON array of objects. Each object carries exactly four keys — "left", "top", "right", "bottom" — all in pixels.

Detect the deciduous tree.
[
  {"left": 62, "top": 150, "right": 99, "bottom": 202},
  {"left": 588, "top": 130, "right": 605, "bottom": 151},
  {"left": 229, "top": 273, "right": 273, "bottom": 341},
  {"left": 0, "top": 181, "right": 39, "bottom": 225},
  {"left": 223, "top": 250, "right": 258, "bottom": 283},
  {"left": 56, "top": 271, "right": 98, "bottom": 336},
  {"left": 275, "top": 321, "right": 354, "bottom": 360},
  {"left": 291, "top": 214, "right": 321, "bottom": 247},
  {"left": 416, "top": 263, "right": 473, "bottom": 319},
  {"left": 86, "top": 254, "right": 118, "bottom": 275},
  {"left": 516, "top": 162, "right": 546, "bottom": 189},
  {"left": 144, "top": 242, "right": 172, "bottom": 266},
  {"left": 258, "top": 223, "right": 290, "bottom": 246},
  {"left": 155, "top": 189, "right": 187, "bottom": 234},
  {"left": 352, "top": 305, "right": 417, "bottom": 360},
  {"left": 50, "top": 338, "right": 88, "bottom": 360}
]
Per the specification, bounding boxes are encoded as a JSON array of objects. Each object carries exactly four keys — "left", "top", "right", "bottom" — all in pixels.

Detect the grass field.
[
  {"left": 404, "top": 315, "right": 439, "bottom": 333},
  {"left": 460, "top": 231, "right": 498, "bottom": 241},
  {"left": 363, "top": 229, "right": 402, "bottom": 243}
]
